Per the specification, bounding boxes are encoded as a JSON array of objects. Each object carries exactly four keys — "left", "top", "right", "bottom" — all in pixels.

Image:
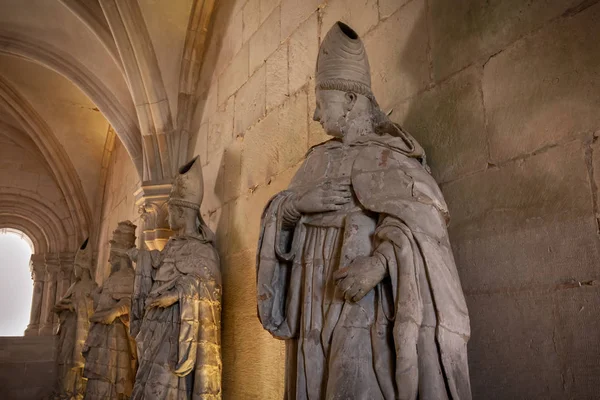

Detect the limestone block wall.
[
  {"left": 94, "top": 137, "right": 142, "bottom": 285},
  {"left": 0, "top": 336, "right": 57, "bottom": 400},
  {"left": 185, "top": 0, "right": 600, "bottom": 398}
]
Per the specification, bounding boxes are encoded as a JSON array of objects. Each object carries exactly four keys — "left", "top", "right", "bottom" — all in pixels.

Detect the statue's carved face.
[
  {"left": 73, "top": 255, "right": 91, "bottom": 279},
  {"left": 313, "top": 89, "right": 350, "bottom": 138},
  {"left": 167, "top": 203, "right": 183, "bottom": 230},
  {"left": 108, "top": 251, "right": 124, "bottom": 272},
  {"left": 73, "top": 261, "right": 91, "bottom": 280},
  {"left": 74, "top": 263, "right": 83, "bottom": 279}
]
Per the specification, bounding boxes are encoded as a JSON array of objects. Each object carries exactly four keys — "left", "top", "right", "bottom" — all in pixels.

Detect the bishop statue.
[
  {"left": 256, "top": 22, "right": 472, "bottom": 400},
  {"left": 129, "top": 156, "right": 222, "bottom": 399}
]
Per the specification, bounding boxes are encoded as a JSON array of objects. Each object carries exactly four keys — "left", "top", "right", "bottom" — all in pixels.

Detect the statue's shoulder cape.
[
  {"left": 351, "top": 135, "right": 450, "bottom": 239},
  {"left": 172, "top": 237, "right": 221, "bottom": 283},
  {"left": 107, "top": 267, "right": 135, "bottom": 300}
]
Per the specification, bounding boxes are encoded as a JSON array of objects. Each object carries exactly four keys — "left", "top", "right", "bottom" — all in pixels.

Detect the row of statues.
[
  {"left": 54, "top": 223, "right": 137, "bottom": 399},
  {"left": 51, "top": 21, "right": 471, "bottom": 400},
  {"left": 53, "top": 155, "right": 221, "bottom": 399}
]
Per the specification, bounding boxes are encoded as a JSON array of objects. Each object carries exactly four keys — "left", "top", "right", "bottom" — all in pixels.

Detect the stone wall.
[
  {"left": 0, "top": 336, "right": 56, "bottom": 400},
  {"left": 94, "top": 136, "right": 142, "bottom": 285},
  {"left": 186, "top": 0, "right": 600, "bottom": 398}
]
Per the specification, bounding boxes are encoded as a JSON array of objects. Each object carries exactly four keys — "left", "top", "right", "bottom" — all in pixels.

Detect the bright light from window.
[{"left": 0, "top": 229, "right": 34, "bottom": 336}]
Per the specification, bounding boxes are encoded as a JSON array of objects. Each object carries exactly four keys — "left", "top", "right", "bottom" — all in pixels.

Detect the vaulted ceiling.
[{"left": 0, "top": 0, "right": 216, "bottom": 254}]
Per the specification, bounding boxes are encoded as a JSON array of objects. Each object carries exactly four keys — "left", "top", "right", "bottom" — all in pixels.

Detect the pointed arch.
[
  {"left": 178, "top": 0, "right": 216, "bottom": 166},
  {"left": 100, "top": 0, "right": 174, "bottom": 181},
  {"left": 0, "top": 77, "right": 90, "bottom": 244},
  {"left": 57, "top": 0, "right": 123, "bottom": 72},
  {"left": 0, "top": 31, "right": 143, "bottom": 177},
  {"left": 0, "top": 120, "right": 46, "bottom": 164}
]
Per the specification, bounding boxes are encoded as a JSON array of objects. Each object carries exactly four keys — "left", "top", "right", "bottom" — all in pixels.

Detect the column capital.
[
  {"left": 44, "top": 253, "right": 61, "bottom": 275},
  {"left": 134, "top": 181, "right": 172, "bottom": 205},
  {"left": 29, "top": 254, "right": 46, "bottom": 280},
  {"left": 135, "top": 182, "right": 174, "bottom": 251},
  {"left": 59, "top": 252, "right": 75, "bottom": 275}
]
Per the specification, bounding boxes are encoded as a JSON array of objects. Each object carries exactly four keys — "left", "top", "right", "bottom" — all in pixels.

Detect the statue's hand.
[
  {"left": 90, "top": 310, "right": 117, "bottom": 324},
  {"left": 126, "top": 247, "right": 139, "bottom": 262},
  {"left": 54, "top": 301, "right": 73, "bottom": 313},
  {"left": 294, "top": 181, "right": 352, "bottom": 214},
  {"left": 146, "top": 290, "right": 178, "bottom": 309},
  {"left": 333, "top": 255, "right": 387, "bottom": 302}
]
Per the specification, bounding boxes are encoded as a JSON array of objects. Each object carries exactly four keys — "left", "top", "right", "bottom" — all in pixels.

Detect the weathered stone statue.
[
  {"left": 129, "top": 156, "right": 222, "bottom": 399},
  {"left": 256, "top": 22, "right": 472, "bottom": 400},
  {"left": 82, "top": 221, "right": 138, "bottom": 399},
  {"left": 53, "top": 238, "right": 96, "bottom": 399}
]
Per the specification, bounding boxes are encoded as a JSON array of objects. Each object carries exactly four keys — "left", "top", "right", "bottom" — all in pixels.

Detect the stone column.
[
  {"left": 135, "top": 183, "right": 174, "bottom": 251},
  {"left": 39, "top": 254, "right": 60, "bottom": 336},
  {"left": 24, "top": 254, "right": 46, "bottom": 336}
]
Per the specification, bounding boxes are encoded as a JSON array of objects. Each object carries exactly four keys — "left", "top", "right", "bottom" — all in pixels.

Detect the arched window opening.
[{"left": 0, "top": 228, "right": 34, "bottom": 336}]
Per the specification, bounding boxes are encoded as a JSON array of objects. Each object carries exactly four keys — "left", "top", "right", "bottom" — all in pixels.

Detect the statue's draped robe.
[
  {"left": 257, "top": 132, "right": 471, "bottom": 400},
  {"left": 131, "top": 236, "right": 222, "bottom": 400},
  {"left": 83, "top": 267, "right": 137, "bottom": 399},
  {"left": 55, "top": 278, "right": 96, "bottom": 399}
]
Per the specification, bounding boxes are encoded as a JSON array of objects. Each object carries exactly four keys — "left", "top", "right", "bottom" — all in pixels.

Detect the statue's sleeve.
[
  {"left": 372, "top": 216, "right": 471, "bottom": 400},
  {"left": 55, "top": 282, "right": 75, "bottom": 310},
  {"left": 90, "top": 286, "right": 102, "bottom": 307},
  {"left": 130, "top": 249, "right": 158, "bottom": 337},
  {"left": 353, "top": 146, "right": 471, "bottom": 399},
  {"left": 256, "top": 191, "right": 304, "bottom": 339}
]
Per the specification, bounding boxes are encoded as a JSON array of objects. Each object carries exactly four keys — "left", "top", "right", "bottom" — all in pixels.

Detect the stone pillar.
[
  {"left": 39, "top": 254, "right": 60, "bottom": 336},
  {"left": 135, "top": 183, "right": 174, "bottom": 251},
  {"left": 24, "top": 254, "right": 46, "bottom": 336}
]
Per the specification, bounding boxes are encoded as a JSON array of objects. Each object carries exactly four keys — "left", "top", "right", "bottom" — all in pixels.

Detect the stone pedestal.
[
  {"left": 24, "top": 254, "right": 46, "bottom": 336},
  {"left": 39, "top": 254, "right": 60, "bottom": 336},
  {"left": 135, "top": 182, "right": 174, "bottom": 251}
]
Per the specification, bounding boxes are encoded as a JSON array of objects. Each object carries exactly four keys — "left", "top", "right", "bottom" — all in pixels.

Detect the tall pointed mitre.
[
  {"left": 316, "top": 22, "right": 374, "bottom": 100},
  {"left": 169, "top": 155, "right": 204, "bottom": 210},
  {"left": 74, "top": 237, "right": 92, "bottom": 271},
  {"left": 109, "top": 220, "right": 137, "bottom": 255}
]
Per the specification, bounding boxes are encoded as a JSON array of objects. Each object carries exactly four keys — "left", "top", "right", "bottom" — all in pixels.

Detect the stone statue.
[
  {"left": 82, "top": 221, "right": 138, "bottom": 399},
  {"left": 129, "top": 156, "right": 222, "bottom": 399},
  {"left": 53, "top": 238, "right": 97, "bottom": 399},
  {"left": 256, "top": 22, "right": 472, "bottom": 400}
]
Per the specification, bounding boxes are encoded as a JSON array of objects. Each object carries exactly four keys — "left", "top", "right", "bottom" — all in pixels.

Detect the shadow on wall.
[
  {"left": 394, "top": 1, "right": 600, "bottom": 399},
  {"left": 207, "top": 141, "right": 289, "bottom": 398}
]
